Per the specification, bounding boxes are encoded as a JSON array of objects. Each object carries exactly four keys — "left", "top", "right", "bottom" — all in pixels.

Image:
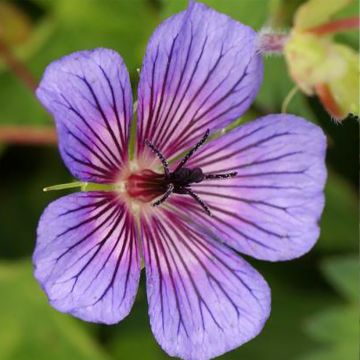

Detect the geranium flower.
[{"left": 34, "top": 2, "right": 327, "bottom": 359}]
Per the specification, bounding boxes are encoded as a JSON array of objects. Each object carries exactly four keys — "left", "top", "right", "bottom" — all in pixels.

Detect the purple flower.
[{"left": 34, "top": 2, "right": 327, "bottom": 359}]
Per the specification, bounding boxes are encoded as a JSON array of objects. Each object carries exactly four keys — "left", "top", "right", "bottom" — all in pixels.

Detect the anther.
[
  {"left": 204, "top": 172, "right": 237, "bottom": 180},
  {"left": 143, "top": 130, "right": 234, "bottom": 217},
  {"left": 152, "top": 183, "right": 174, "bottom": 207},
  {"left": 184, "top": 188, "right": 212, "bottom": 216},
  {"left": 174, "top": 129, "right": 210, "bottom": 172},
  {"left": 145, "top": 139, "right": 170, "bottom": 177}
]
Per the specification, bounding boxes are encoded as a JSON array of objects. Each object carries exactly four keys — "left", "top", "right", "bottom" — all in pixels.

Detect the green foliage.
[
  {"left": 161, "top": 0, "right": 270, "bottom": 29},
  {"left": 0, "top": 260, "right": 109, "bottom": 360},
  {"left": 299, "top": 255, "right": 358, "bottom": 360},
  {"left": 50, "top": 0, "right": 157, "bottom": 71},
  {"left": 318, "top": 172, "right": 358, "bottom": 251},
  {"left": 321, "top": 255, "right": 358, "bottom": 301}
]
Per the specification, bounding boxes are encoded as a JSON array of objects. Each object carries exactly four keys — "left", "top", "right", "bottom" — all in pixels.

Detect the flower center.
[
  {"left": 124, "top": 130, "right": 237, "bottom": 216},
  {"left": 126, "top": 169, "right": 166, "bottom": 203}
]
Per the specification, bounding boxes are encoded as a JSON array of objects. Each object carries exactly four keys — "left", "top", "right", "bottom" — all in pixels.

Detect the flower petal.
[
  {"left": 141, "top": 209, "right": 270, "bottom": 360},
  {"left": 136, "top": 2, "right": 262, "bottom": 163},
  {"left": 183, "top": 114, "right": 327, "bottom": 261},
  {"left": 36, "top": 48, "right": 133, "bottom": 183},
  {"left": 34, "top": 192, "right": 141, "bottom": 324}
]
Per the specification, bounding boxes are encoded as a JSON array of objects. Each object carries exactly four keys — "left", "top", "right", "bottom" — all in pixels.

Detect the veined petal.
[
  {"left": 136, "top": 2, "right": 262, "bottom": 164},
  {"left": 183, "top": 114, "right": 327, "bottom": 261},
  {"left": 141, "top": 209, "right": 270, "bottom": 360},
  {"left": 34, "top": 192, "right": 141, "bottom": 324},
  {"left": 36, "top": 48, "right": 133, "bottom": 183}
]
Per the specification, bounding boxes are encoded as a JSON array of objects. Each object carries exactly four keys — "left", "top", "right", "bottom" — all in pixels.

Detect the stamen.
[
  {"left": 152, "top": 183, "right": 174, "bottom": 207},
  {"left": 142, "top": 131, "right": 234, "bottom": 215},
  {"left": 145, "top": 139, "right": 170, "bottom": 177},
  {"left": 184, "top": 188, "right": 212, "bottom": 216},
  {"left": 174, "top": 129, "right": 210, "bottom": 172},
  {"left": 205, "top": 172, "right": 237, "bottom": 180},
  {"left": 43, "top": 181, "right": 114, "bottom": 192}
]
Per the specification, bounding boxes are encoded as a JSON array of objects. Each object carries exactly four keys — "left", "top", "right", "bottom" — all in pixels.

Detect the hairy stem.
[
  {"left": 307, "top": 16, "right": 360, "bottom": 36},
  {"left": 0, "top": 126, "right": 57, "bottom": 145},
  {"left": 0, "top": 38, "right": 37, "bottom": 92}
]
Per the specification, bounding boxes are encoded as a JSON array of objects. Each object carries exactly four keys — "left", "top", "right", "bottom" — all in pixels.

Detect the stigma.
[{"left": 126, "top": 169, "right": 166, "bottom": 203}]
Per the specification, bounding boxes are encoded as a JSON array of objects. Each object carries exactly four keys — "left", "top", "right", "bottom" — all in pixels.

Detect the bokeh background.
[{"left": 0, "top": 0, "right": 358, "bottom": 359}]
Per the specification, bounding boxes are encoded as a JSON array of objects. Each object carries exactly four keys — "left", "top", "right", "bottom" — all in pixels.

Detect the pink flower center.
[{"left": 126, "top": 169, "right": 166, "bottom": 203}]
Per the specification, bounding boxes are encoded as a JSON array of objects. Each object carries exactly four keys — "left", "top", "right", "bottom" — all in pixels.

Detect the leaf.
[
  {"left": 300, "top": 344, "right": 358, "bottom": 360},
  {"left": 160, "top": 0, "right": 270, "bottom": 30},
  {"left": 0, "top": 260, "right": 110, "bottom": 360},
  {"left": 318, "top": 173, "right": 358, "bottom": 251},
  {"left": 51, "top": 0, "right": 157, "bottom": 72},
  {"left": 305, "top": 305, "right": 358, "bottom": 344},
  {"left": 321, "top": 255, "right": 358, "bottom": 301},
  {"left": 298, "top": 255, "right": 358, "bottom": 360},
  {"left": 0, "top": 72, "right": 49, "bottom": 125}
]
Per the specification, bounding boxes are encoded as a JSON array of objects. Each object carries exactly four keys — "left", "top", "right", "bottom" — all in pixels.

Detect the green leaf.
[
  {"left": 0, "top": 260, "right": 109, "bottom": 360},
  {"left": 321, "top": 255, "right": 358, "bottom": 301},
  {"left": 300, "top": 344, "right": 358, "bottom": 360},
  {"left": 0, "top": 72, "right": 49, "bottom": 125},
  {"left": 52, "top": 0, "right": 157, "bottom": 72},
  {"left": 160, "top": 0, "right": 269, "bottom": 30},
  {"left": 318, "top": 173, "right": 358, "bottom": 251},
  {"left": 305, "top": 305, "right": 358, "bottom": 344},
  {"left": 299, "top": 255, "right": 358, "bottom": 360}
]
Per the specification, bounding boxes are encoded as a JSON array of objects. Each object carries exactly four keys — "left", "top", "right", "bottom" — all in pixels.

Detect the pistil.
[{"left": 126, "top": 169, "right": 166, "bottom": 203}]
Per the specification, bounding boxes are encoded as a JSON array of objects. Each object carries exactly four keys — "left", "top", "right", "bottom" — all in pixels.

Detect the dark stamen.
[
  {"left": 205, "top": 172, "right": 237, "bottom": 180},
  {"left": 174, "top": 129, "right": 210, "bottom": 172},
  {"left": 184, "top": 188, "right": 212, "bottom": 216},
  {"left": 143, "top": 130, "right": 235, "bottom": 217},
  {"left": 152, "top": 183, "right": 174, "bottom": 207},
  {"left": 145, "top": 139, "right": 170, "bottom": 177}
]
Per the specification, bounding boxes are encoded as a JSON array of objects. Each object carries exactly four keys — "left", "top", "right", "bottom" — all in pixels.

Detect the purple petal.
[
  {"left": 136, "top": 2, "right": 263, "bottom": 163},
  {"left": 141, "top": 208, "right": 270, "bottom": 360},
  {"left": 33, "top": 192, "right": 141, "bottom": 324},
  {"left": 36, "top": 48, "right": 133, "bottom": 183},
  {"left": 183, "top": 114, "right": 327, "bottom": 261}
]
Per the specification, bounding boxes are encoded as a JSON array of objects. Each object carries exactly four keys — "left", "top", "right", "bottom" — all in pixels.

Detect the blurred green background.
[{"left": 0, "top": 0, "right": 358, "bottom": 359}]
